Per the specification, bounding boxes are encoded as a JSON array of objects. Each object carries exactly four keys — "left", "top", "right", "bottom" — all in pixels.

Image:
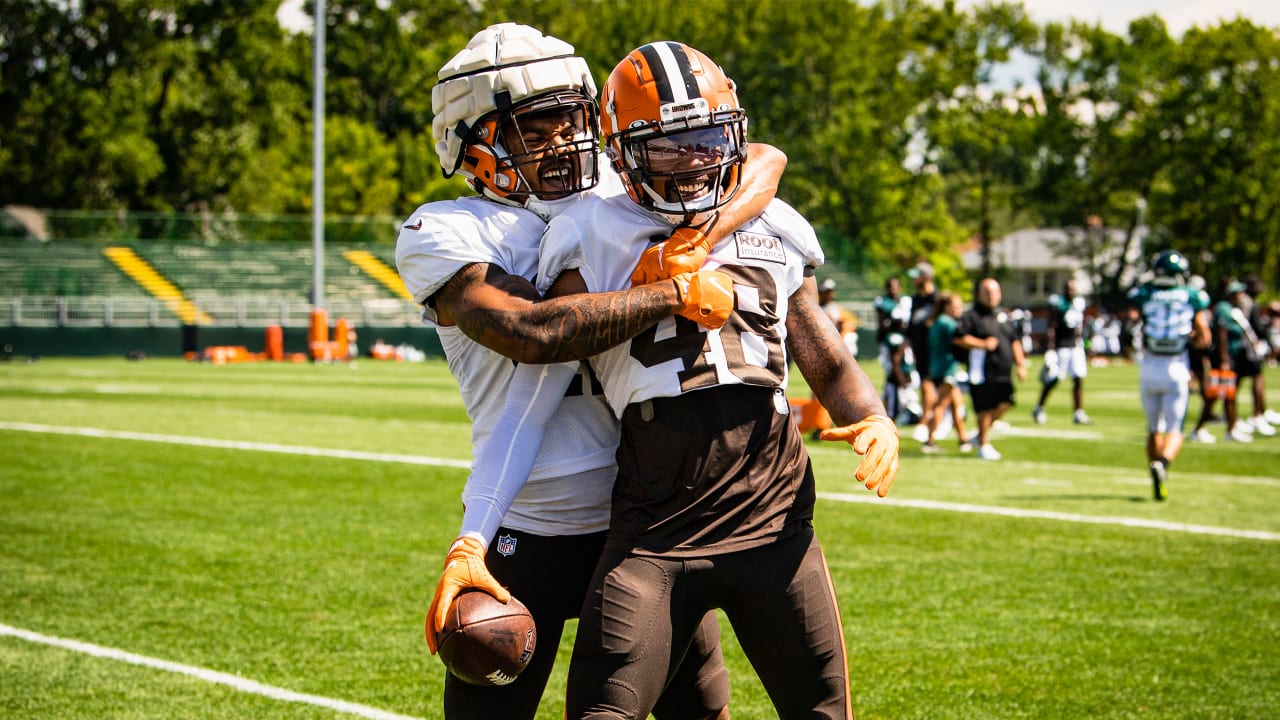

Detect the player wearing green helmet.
[{"left": 1127, "top": 250, "right": 1212, "bottom": 500}]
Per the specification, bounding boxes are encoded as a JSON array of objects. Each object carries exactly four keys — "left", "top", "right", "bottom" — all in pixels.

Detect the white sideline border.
[
  {"left": 0, "top": 421, "right": 472, "bottom": 469},
  {"left": 818, "top": 492, "right": 1280, "bottom": 541},
  {"left": 0, "top": 622, "right": 424, "bottom": 720},
  {"left": 3, "top": 421, "right": 1277, "bottom": 542}
]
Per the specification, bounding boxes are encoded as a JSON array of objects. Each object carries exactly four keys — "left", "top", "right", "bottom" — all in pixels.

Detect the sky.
[
  {"left": 1008, "top": 0, "right": 1279, "bottom": 35},
  {"left": 951, "top": 0, "right": 1279, "bottom": 89},
  {"left": 278, "top": 0, "right": 1280, "bottom": 36}
]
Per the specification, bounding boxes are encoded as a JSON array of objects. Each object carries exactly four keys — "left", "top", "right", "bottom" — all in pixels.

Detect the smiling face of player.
[
  {"left": 636, "top": 126, "right": 731, "bottom": 205},
  {"left": 499, "top": 105, "right": 594, "bottom": 201}
]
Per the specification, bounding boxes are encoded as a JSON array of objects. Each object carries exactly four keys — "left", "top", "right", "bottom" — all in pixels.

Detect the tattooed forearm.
[
  {"left": 531, "top": 284, "right": 676, "bottom": 362},
  {"left": 454, "top": 281, "right": 678, "bottom": 364},
  {"left": 787, "top": 285, "right": 886, "bottom": 426}
]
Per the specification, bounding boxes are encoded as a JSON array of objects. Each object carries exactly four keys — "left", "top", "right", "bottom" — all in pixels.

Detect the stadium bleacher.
[
  {"left": 128, "top": 240, "right": 397, "bottom": 303},
  {"left": 0, "top": 239, "right": 149, "bottom": 298},
  {"left": 0, "top": 237, "right": 418, "bottom": 331},
  {"left": 1, "top": 239, "right": 404, "bottom": 299},
  {"left": 1, "top": 231, "right": 879, "bottom": 360}
]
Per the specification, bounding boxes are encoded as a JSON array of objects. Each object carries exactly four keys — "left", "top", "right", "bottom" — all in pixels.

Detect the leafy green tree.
[
  {"left": 912, "top": 2, "right": 1040, "bottom": 279},
  {"left": 1, "top": 0, "right": 308, "bottom": 216},
  {"left": 5, "top": 0, "right": 1277, "bottom": 290},
  {"left": 1, "top": 0, "right": 161, "bottom": 208},
  {"left": 1019, "top": 17, "right": 1173, "bottom": 306},
  {"left": 312, "top": 0, "right": 473, "bottom": 211},
  {"left": 1023, "top": 16, "right": 1280, "bottom": 299},
  {"left": 1146, "top": 19, "right": 1280, "bottom": 291},
  {"left": 322, "top": 116, "right": 399, "bottom": 216}
]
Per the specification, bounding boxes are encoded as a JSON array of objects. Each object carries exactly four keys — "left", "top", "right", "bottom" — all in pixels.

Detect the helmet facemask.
[
  {"left": 431, "top": 23, "right": 601, "bottom": 208},
  {"left": 611, "top": 111, "right": 746, "bottom": 224},
  {"left": 460, "top": 90, "right": 600, "bottom": 204},
  {"left": 602, "top": 41, "right": 749, "bottom": 226}
]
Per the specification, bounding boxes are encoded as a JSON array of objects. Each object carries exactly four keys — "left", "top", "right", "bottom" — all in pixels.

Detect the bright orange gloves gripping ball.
[
  {"left": 424, "top": 536, "right": 509, "bottom": 654},
  {"left": 820, "top": 414, "right": 900, "bottom": 497}
]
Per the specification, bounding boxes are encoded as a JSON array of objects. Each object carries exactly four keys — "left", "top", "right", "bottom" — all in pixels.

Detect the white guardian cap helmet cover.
[{"left": 431, "top": 23, "right": 600, "bottom": 205}]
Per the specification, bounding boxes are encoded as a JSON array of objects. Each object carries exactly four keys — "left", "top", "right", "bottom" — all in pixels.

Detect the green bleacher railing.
[{"left": 40, "top": 209, "right": 400, "bottom": 245}]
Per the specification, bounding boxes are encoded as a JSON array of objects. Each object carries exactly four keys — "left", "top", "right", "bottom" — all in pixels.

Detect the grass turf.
[{"left": 1, "top": 357, "right": 1277, "bottom": 718}]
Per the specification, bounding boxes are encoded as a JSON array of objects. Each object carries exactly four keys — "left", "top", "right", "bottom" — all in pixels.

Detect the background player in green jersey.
[{"left": 1126, "top": 250, "right": 1212, "bottom": 500}]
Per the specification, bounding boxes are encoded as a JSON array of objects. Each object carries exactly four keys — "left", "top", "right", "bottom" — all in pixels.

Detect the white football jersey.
[
  {"left": 539, "top": 196, "right": 824, "bottom": 417},
  {"left": 394, "top": 182, "right": 624, "bottom": 536},
  {"left": 396, "top": 168, "right": 626, "bottom": 327}
]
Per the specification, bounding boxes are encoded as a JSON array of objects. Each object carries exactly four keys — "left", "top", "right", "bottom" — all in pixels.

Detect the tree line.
[{"left": 2, "top": 0, "right": 1278, "bottom": 304}]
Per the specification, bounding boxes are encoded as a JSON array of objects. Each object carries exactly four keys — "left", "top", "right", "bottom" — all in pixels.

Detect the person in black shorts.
[
  {"left": 955, "top": 277, "right": 1027, "bottom": 460},
  {"left": 1238, "top": 275, "right": 1277, "bottom": 435},
  {"left": 907, "top": 261, "right": 938, "bottom": 441}
]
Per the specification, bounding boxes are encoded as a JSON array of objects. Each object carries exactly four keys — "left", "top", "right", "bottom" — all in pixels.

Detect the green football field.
[{"left": 1, "top": 356, "right": 1277, "bottom": 719}]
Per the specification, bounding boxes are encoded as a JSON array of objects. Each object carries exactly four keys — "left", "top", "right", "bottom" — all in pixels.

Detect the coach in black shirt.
[{"left": 955, "top": 278, "right": 1027, "bottom": 460}]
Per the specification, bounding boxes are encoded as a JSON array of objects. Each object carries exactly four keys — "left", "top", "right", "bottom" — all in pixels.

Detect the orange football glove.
[
  {"left": 820, "top": 414, "right": 900, "bottom": 497},
  {"left": 672, "top": 270, "right": 735, "bottom": 330},
  {"left": 631, "top": 225, "right": 715, "bottom": 286},
  {"left": 424, "top": 536, "right": 510, "bottom": 654}
]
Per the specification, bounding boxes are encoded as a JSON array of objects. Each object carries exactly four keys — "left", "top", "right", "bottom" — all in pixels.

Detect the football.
[{"left": 436, "top": 590, "right": 537, "bottom": 686}]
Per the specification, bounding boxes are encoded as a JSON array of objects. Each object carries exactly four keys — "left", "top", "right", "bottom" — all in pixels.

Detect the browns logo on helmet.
[
  {"left": 431, "top": 23, "right": 600, "bottom": 207},
  {"left": 602, "top": 42, "right": 747, "bottom": 224}
]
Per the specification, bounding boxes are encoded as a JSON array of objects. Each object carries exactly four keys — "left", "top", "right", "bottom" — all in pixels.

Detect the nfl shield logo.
[{"left": 495, "top": 534, "right": 517, "bottom": 557}]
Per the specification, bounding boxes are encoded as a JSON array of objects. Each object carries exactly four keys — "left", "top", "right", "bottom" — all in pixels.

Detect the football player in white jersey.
[
  {"left": 1127, "top": 250, "right": 1212, "bottom": 500},
  {"left": 397, "top": 24, "right": 787, "bottom": 720},
  {"left": 466, "top": 42, "right": 899, "bottom": 719}
]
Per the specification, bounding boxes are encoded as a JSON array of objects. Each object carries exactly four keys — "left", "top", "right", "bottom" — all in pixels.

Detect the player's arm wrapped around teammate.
[
  {"left": 820, "top": 414, "right": 900, "bottom": 497},
  {"left": 671, "top": 269, "right": 735, "bottom": 329},
  {"left": 426, "top": 362, "right": 580, "bottom": 653},
  {"left": 630, "top": 215, "right": 718, "bottom": 286},
  {"left": 426, "top": 535, "right": 510, "bottom": 653}
]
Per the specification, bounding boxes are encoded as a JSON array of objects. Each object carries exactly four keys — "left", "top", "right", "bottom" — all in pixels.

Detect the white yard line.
[
  {"left": 3, "top": 420, "right": 1276, "bottom": 539},
  {"left": 0, "top": 623, "right": 424, "bottom": 720},
  {"left": 808, "top": 443, "right": 1280, "bottom": 486},
  {"left": 979, "top": 425, "right": 1104, "bottom": 440},
  {"left": 818, "top": 492, "right": 1280, "bottom": 541},
  {"left": 0, "top": 421, "right": 471, "bottom": 469}
]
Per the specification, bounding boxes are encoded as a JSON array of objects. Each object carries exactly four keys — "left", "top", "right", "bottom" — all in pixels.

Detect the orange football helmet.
[{"left": 601, "top": 42, "right": 747, "bottom": 223}]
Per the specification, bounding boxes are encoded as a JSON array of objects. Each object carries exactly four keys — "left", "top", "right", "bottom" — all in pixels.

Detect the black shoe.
[{"left": 1149, "top": 461, "right": 1167, "bottom": 501}]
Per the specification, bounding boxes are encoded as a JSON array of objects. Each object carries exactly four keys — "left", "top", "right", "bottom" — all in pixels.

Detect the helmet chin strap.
[
  {"left": 475, "top": 134, "right": 538, "bottom": 204},
  {"left": 640, "top": 177, "right": 722, "bottom": 225},
  {"left": 524, "top": 194, "right": 576, "bottom": 222},
  {"left": 634, "top": 197, "right": 715, "bottom": 227},
  {"left": 477, "top": 184, "right": 527, "bottom": 209}
]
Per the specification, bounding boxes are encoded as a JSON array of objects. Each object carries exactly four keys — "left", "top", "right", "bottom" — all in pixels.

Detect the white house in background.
[{"left": 961, "top": 226, "right": 1148, "bottom": 307}]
